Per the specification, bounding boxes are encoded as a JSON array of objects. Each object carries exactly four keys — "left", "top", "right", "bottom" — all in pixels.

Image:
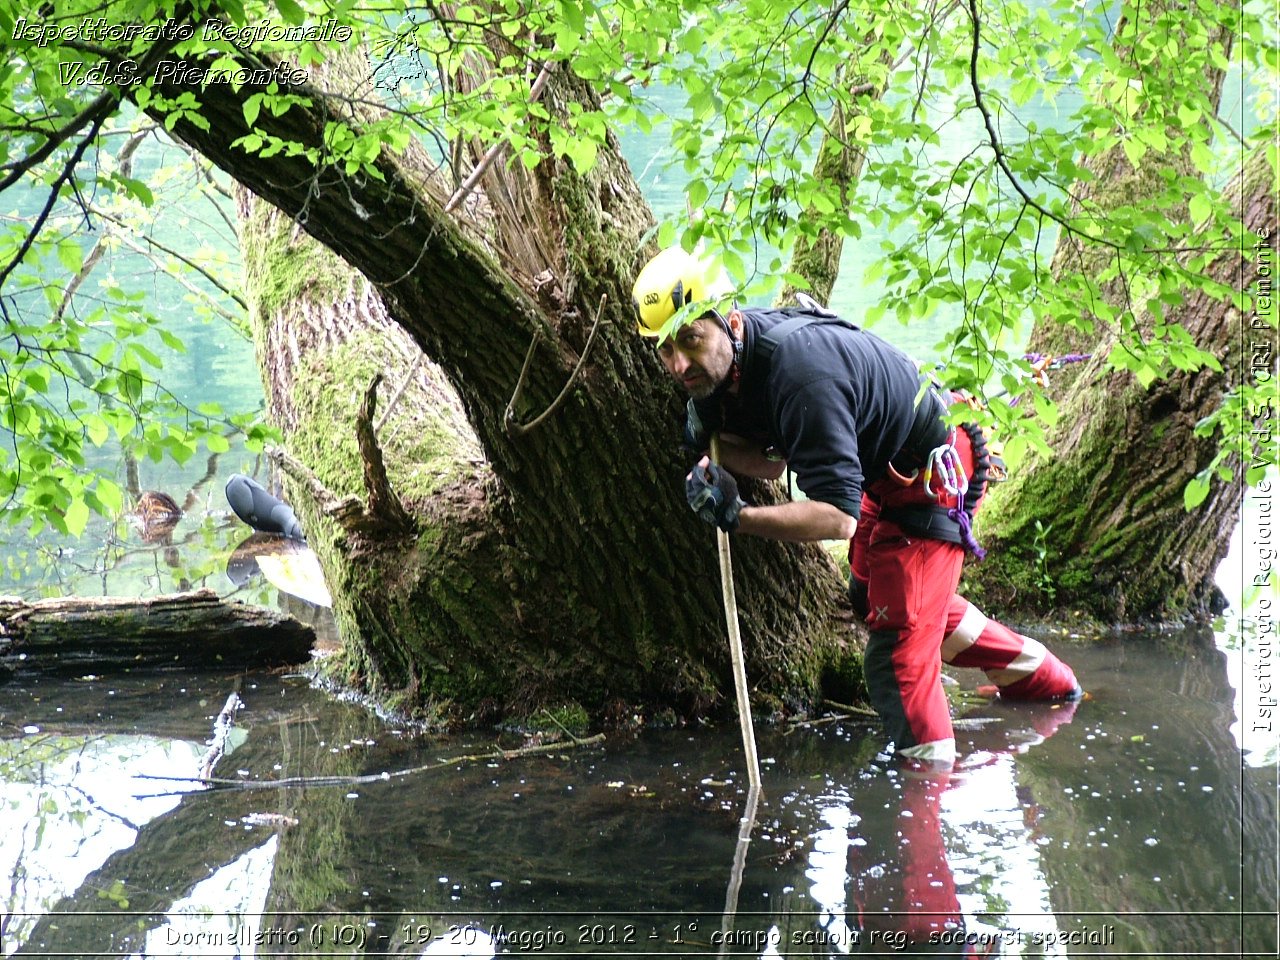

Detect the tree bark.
[
  {"left": 777, "top": 97, "right": 872, "bottom": 308},
  {"left": 968, "top": 147, "right": 1276, "bottom": 621},
  {"left": 0, "top": 589, "right": 313, "bottom": 676},
  {"left": 959, "top": 0, "right": 1256, "bottom": 623}
]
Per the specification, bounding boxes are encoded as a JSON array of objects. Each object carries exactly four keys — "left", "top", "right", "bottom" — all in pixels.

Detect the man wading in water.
[{"left": 632, "top": 246, "right": 1083, "bottom": 764}]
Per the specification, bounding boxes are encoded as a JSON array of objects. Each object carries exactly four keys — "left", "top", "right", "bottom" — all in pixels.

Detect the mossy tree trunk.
[
  {"left": 145, "top": 48, "right": 853, "bottom": 723},
  {"left": 968, "top": 147, "right": 1275, "bottom": 621},
  {"left": 965, "top": 1, "right": 1265, "bottom": 622}
]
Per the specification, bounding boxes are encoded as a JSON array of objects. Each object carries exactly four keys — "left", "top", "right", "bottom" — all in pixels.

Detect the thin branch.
[
  {"left": 538, "top": 709, "right": 588, "bottom": 746},
  {"left": 109, "top": 231, "right": 249, "bottom": 328},
  {"left": 443, "top": 59, "right": 555, "bottom": 215},
  {"left": 0, "top": 91, "right": 117, "bottom": 190},
  {"left": 198, "top": 688, "right": 244, "bottom": 780},
  {"left": 966, "top": 0, "right": 1123, "bottom": 253},
  {"left": 505, "top": 294, "right": 607, "bottom": 437},
  {"left": 135, "top": 732, "right": 607, "bottom": 794},
  {"left": 1, "top": 15, "right": 189, "bottom": 192},
  {"left": 374, "top": 351, "right": 425, "bottom": 432},
  {"left": 92, "top": 209, "right": 248, "bottom": 309},
  {"left": 0, "top": 114, "right": 106, "bottom": 290},
  {"left": 821, "top": 698, "right": 879, "bottom": 717},
  {"left": 52, "top": 128, "right": 149, "bottom": 325}
]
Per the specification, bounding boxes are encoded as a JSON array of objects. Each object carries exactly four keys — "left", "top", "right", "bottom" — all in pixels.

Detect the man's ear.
[{"left": 727, "top": 309, "right": 744, "bottom": 337}]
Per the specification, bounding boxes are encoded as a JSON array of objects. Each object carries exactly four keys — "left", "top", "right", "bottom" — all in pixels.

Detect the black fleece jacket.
[{"left": 693, "top": 308, "right": 926, "bottom": 519}]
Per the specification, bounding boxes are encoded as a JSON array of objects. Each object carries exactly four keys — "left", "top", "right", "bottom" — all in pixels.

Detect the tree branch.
[
  {"left": 966, "top": 0, "right": 1124, "bottom": 253},
  {"left": 136, "top": 733, "right": 607, "bottom": 793},
  {"left": 0, "top": 91, "right": 117, "bottom": 190},
  {"left": 0, "top": 114, "right": 106, "bottom": 290},
  {"left": 444, "top": 59, "right": 555, "bottom": 214},
  {"left": 356, "top": 374, "right": 414, "bottom": 533},
  {"left": 92, "top": 209, "right": 248, "bottom": 310}
]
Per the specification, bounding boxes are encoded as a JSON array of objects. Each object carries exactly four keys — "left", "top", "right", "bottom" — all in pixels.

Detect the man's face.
[{"left": 656, "top": 315, "right": 735, "bottom": 399}]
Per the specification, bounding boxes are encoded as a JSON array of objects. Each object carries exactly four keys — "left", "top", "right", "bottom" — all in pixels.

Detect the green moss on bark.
[
  {"left": 287, "top": 332, "right": 480, "bottom": 502},
  {"left": 240, "top": 199, "right": 350, "bottom": 323}
]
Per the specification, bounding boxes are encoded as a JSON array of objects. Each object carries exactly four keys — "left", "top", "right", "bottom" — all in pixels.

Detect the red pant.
[{"left": 850, "top": 429, "right": 1079, "bottom": 759}]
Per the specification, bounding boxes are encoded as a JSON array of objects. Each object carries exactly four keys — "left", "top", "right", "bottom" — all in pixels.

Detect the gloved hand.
[
  {"left": 686, "top": 459, "right": 744, "bottom": 532},
  {"left": 848, "top": 575, "right": 869, "bottom": 619},
  {"left": 682, "top": 399, "right": 721, "bottom": 454}
]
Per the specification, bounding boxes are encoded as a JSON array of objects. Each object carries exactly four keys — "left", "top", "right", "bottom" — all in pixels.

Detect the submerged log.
[{"left": 0, "top": 589, "right": 314, "bottom": 676}]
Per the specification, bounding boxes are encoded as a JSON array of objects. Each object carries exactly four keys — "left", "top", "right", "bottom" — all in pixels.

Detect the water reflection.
[
  {"left": 1215, "top": 512, "right": 1279, "bottom": 768},
  {"left": 128, "top": 838, "right": 278, "bottom": 959},
  {"left": 0, "top": 631, "right": 1274, "bottom": 957},
  {"left": 0, "top": 732, "right": 204, "bottom": 952},
  {"left": 780, "top": 701, "right": 1079, "bottom": 957}
]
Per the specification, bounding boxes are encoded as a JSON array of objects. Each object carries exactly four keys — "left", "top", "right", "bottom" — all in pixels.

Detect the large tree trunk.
[
  {"left": 968, "top": 147, "right": 1275, "bottom": 621},
  {"left": 964, "top": 1, "right": 1263, "bottom": 622},
  {"left": 141, "top": 47, "right": 853, "bottom": 722}
]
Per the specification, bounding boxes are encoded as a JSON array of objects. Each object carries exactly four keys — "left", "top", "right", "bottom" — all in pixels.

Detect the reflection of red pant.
[
  {"left": 850, "top": 769, "right": 960, "bottom": 946},
  {"left": 851, "top": 430, "right": 1079, "bottom": 760}
]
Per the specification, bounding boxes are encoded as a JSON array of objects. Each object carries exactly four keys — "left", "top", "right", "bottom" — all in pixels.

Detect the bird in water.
[{"left": 130, "top": 490, "right": 183, "bottom": 543}]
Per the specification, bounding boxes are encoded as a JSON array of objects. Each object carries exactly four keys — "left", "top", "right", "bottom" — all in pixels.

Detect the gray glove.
[{"left": 686, "top": 461, "right": 744, "bottom": 532}]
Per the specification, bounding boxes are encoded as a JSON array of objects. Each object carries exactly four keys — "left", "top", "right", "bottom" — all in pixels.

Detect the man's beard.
[
  {"left": 686, "top": 375, "right": 719, "bottom": 400},
  {"left": 681, "top": 360, "right": 730, "bottom": 399}
]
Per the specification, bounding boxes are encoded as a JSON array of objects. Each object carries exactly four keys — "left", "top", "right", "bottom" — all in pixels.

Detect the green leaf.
[
  {"left": 1121, "top": 137, "right": 1146, "bottom": 170},
  {"left": 95, "top": 478, "right": 123, "bottom": 516},
  {"left": 130, "top": 343, "right": 163, "bottom": 369},
  {"left": 1188, "top": 192, "right": 1212, "bottom": 225},
  {"left": 1183, "top": 474, "right": 1211, "bottom": 511},
  {"left": 557, "top": 0, "right": 586, "bottom": 35},
  {"left": 85, "top": 415, "right": 110, "bottom": 447},
  {"left": 57, "top": 240, "right": 82, "bottom": 275},
  {"left": 687, "top": 178, "right": 709, "bottom": 210},
  {"left": 1190, "top": 141, "right": 1215, "bottom": 175},
  {"left": 275, "top": 0, "right": 305, "bottom": 25},
  {"left": 63, "top": 497, "right": 90, "bottom": 537},
  {"left": 120, "top": 178, "right": 154, "bottom": 206},
  {"left": 243, "top": 94, "right": 263, "bottom": 128}
]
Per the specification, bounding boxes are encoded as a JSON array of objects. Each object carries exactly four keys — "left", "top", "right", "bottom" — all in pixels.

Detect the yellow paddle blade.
[{"left": 255, "top": 550, "right": 333, "bottom": 607}]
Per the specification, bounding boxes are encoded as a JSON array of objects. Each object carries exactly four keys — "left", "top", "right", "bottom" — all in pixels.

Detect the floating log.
[{"left": 0, "top": 589, "right": 314, "bottom": 676}]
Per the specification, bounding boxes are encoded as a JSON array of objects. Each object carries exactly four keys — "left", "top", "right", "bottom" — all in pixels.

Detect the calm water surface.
[{"left": 1, "top": 626, "right": 1275, "bottom": 958}]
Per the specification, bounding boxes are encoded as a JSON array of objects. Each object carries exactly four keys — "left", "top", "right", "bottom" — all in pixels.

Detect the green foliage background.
[{"left": 0, "top": 0, "right": 1274, "bottom": 572}]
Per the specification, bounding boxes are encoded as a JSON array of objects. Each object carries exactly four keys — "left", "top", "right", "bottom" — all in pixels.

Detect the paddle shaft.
[{"left": 710, "top": 435, "right": 762, "bottom": 791}]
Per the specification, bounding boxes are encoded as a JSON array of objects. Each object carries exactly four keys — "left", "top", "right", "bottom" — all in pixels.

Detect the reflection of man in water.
[
  {"left": 841, "top": 700, "right": 1081, "bottom": 956},
  {"left": 847, "top": 766, "right": 973, "bottom": 955}
]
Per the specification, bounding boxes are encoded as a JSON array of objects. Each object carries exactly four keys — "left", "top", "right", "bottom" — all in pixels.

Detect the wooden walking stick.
[{"left": 710, "top": 435, "right": 762, "bottom": 791}]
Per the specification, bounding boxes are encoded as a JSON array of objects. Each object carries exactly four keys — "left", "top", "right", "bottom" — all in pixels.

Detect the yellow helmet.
[{"left": 631, "top": 246, "right": 729, "bottom": 339}]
